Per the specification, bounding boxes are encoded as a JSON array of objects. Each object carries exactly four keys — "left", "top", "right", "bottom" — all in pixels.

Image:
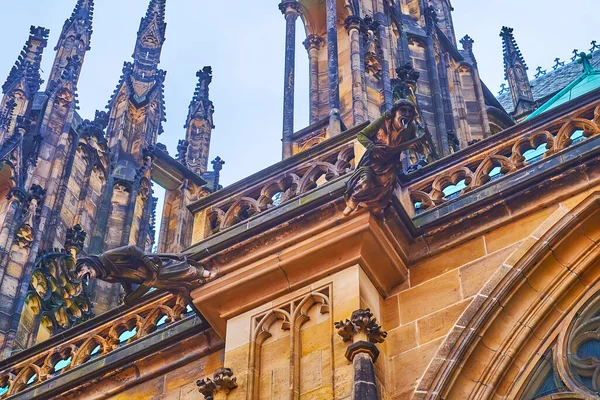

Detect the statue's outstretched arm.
[
  {"left": 123, "top": 283, "right": 152, "bottom": 307},
  {"left": 357, "top": 114, "right": 386, "bottom": 150}
]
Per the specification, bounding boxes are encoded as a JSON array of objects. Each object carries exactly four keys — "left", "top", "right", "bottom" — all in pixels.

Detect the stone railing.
[
  {"left": 190, "top": 124, "right": 366, "bottom": 240},
  {"left": 403, "top": 98, "right": 600, "bottom": 216},
  {"left": 0, "top": 293, "right": 195, "bottom": 399},
  {"left": 189, "top": 92, "right": 600, "bottom": 239}
]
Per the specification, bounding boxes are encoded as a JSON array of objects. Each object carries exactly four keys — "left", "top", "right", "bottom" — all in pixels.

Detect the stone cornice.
[{"left": 190, "top": 208, "right": 409, "bottom": 336}]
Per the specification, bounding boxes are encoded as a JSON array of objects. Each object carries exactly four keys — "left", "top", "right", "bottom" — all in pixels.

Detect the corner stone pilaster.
[{"left": 335, "top": 308, "right": 387, "bottom": 400}]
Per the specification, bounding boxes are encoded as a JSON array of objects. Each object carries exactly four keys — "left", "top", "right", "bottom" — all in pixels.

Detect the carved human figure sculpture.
[
  {"left": 75, "top": 245, "right": 214, "bottom": 306},
  {"left": 344, "top": 99, "right": 421, "bottom": 216}
]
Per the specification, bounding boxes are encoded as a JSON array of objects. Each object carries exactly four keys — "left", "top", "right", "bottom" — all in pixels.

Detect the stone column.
[
  {"left": 335, "top": 308, "right": 387, "bottom": 400},
  {"left": 376, "top": 16, "right": 393, "bottom": 111},
  {"left": 424, "top": 6, "right": 449, "bottom": 157},
  {"left": 344, "top": 16, "right": 367, "bottom": 125},
  {"left": 279, "top": 1, "right": 301, "bottom": 159},
  {"left": 325, "top": 0, "right": 342, "bottom": 136},
  {"left": 303, "top": 34, "right": 324, "bottom": 124}
]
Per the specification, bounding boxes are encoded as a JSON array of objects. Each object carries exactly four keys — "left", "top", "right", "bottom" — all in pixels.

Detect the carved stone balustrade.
[
  {"left": 0, "top": 293, "right": 207, "bottom": 399},
  {"left": 189, "top": 123, "right": 365, "bottom": 241},
  {"left": 400, "top": 95, "right": 600, "bottom": 219}
]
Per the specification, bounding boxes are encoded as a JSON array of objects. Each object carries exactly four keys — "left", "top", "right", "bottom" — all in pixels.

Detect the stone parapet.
[{"left": 0, "top": 292, "right": 213, "bottom": 399}]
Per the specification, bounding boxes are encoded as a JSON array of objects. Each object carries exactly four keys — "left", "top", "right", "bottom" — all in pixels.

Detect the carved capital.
[
  {"left": 303, "top": 34, "right": 324, "bottom": 51},
  {"left": 335, "top": 308, "right": 387, "bottom": 362},
  {"left": 278, "top": 0, "right": 301, "bottom": 17},
  {"left": 344, "top": 15, "right": 362, "bottom": 33},
  {"left": 197, "top": 367, "right": 238, "bottom": 400}
]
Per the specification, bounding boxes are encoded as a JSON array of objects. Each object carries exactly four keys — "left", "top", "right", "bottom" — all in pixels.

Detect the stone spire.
[
  {"left": 0, "top": 26, "right": 49, "bottom": 139},
  {"left": 133, "top": 0, "right": 167, "bottom": 75},
  {"left": 105, "top": 0, "right": 167, "bottom": 150},
  {"left": 185, "top": 66, "right": 215, "bottom": 175},
  {"left": 2, "top": 26, "right": 49, "bottom": 98},
  {"left": 47, "top": 0, "right": 94, "bottom": 86},
  {"left": 90, "top": 0, "right": 167, "bottom": 263},
  {"left": 500, "top": 26, "right": 535, "bottom": 116}
]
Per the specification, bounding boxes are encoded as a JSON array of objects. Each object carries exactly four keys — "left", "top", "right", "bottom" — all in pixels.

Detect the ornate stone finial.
[
  {"left": 534, "top": 66, "right": 547, "bottom": 79},
  {"left": 211, "top": 156, "right": 225, "bottom": 192},
  {"left": 61, "top": 55, "right": 82, "bottom": 83},
  {"left": 278, "top": 0, "right": 301, "bottom": 16},
  {"left": 176, "top": 139, "right": 189, "bottom": 163},
  {"left": 80, "top": 110, "right": 109, "bottom": 138},
  {"left": 197, "top": 367, "right": 238, "bottom": 400},
  {"left": 93, "top": 110, "right": 109, "bottom": 130},
  {"left": 460, "top": 34, "right": 474, "bottom": 52},
  {"left": 303, "top": 34, "right": 324, "bottom": 51},
  {"left": 65, "top": 224, "right": 86, "bottom": 255},
  {"left": 460, "top": 34, "right": 477, "bottom": 67},
  {"left": 553, "top": 57, "right": 565, "bottom": 70}
]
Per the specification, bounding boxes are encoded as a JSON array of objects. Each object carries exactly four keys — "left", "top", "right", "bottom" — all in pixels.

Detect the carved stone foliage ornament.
[
  {"left": 75, "top": 245, "right": 215, "bottom": 307},
  {"left": 335, "top": 308, "right": 387, "bottom": 362},
  {"left": 197, "top": 367, "right": 238, "bottom": 400},
  {"left": 25, "top": 225, "right": 93, "bottom": 334},
  {"left": 336, "top": 308, "right": 386, "bottom": 399}
]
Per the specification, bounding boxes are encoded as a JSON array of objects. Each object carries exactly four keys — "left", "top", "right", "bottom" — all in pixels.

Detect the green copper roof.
[{"left": 527, "top": 52, "right": 600, "bottom": 120}]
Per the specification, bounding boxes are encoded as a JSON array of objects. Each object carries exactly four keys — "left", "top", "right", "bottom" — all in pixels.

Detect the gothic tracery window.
[{"left": 521, "top": 291, "right": 600, "bottom": 398}]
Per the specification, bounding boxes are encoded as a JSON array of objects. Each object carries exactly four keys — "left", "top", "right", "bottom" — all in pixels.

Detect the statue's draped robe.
[{"left": 345, "top": 110, "right": 416, "bottom": 214}]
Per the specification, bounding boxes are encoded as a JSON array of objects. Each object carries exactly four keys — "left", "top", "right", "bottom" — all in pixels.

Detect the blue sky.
[
  {"left": 1, "top": 0, "right": 597, "bottom": 185},
  {"left": 0, "top": 0, "right": 597, "bottom": 244}
]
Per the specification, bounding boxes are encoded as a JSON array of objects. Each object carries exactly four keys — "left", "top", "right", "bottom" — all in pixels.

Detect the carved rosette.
[
  {"left": 197, "top": 367, "right": 238, "bottom": 400},
  {"left": 335, "top": 308, "right": 387, "bottom": 362}
]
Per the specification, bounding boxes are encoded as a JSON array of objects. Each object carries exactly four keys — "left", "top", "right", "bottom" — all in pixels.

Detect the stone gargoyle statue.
[
  {"left": 343, "top": 98, "right": 423, "bottom": 216},
  {"left": 75, "top": 245, "right": 214, "bottom": 307}
]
